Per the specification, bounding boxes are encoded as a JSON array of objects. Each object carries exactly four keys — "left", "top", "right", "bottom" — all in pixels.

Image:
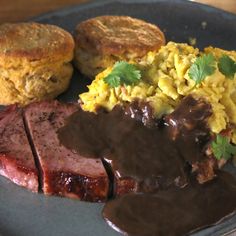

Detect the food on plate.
[
  {"left": 0, "top": 105, "right": 38, "bottom": 192},
  {"left": 58, "top": 96, "right": 236, "bottom": 235},
  {"left": 0, "top": 96, "right": 236, "bottom": 234},
  {"left": 80, "top": 42, "right": 236, "bottom": 143},
  {"left": 0, "top": 95, "right": 236, "bottom": 236},
  {"left": 0, "top": 13, "right": 236, "bottom": 236},
  {"left": 59, "top": 96, "right": 218, "bottom": 196},
  {"left": 0, "top": 101, "right": 109, "bottom": 202},
  {"left": 24, "top": 101, "right": 109, "bottom": 201},
  {"left": 103, "top": 171, "right": 236, "bottom": 236},
  {"left": 74, "top": 15, "right": 165, "bottom": 78},
  {"left": 0, "top": 22, "right": 75, "bottom": 105}
]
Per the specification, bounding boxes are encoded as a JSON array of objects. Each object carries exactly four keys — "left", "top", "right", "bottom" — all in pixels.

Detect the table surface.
[{"left": 0, "top": 0, "right": 235, "bottom": 23}]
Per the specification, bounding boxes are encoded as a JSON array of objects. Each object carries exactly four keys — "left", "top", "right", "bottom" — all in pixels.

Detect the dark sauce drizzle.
[{"left": 58, "top": 96, "right": 236, "bottom": 236}]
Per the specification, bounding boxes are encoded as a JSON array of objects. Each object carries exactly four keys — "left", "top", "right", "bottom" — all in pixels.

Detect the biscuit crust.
[
  {"left": 0, "top": 22, "right": 74, "bottom": 61},
  {"left": 0, "top": 22, "right": 75, "bottom": 105},
  {"left": 75, "top": 15, "right": 165, "bottom": 57}
]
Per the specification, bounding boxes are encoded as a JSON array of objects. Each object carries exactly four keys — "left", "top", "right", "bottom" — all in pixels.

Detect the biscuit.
[
  {"left": 74, "top": 15, "right": 165, "bottom": 78},
  {"left": 0, "top": 22, "right": 75, "bottom": 105}
]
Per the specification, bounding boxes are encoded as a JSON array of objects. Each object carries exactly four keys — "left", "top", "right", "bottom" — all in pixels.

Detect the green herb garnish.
[
  {"left": 188, "top": 54, "right": 216, "bottom": 85},
  {"left": 104, "top": 61, "right": 141, "bottom": 88},
  {"left": 218, "top": 55, "right": 236, "bottom": 79},
  {"left": 211, "top": 134, "right": 236, "bottom": 160}
]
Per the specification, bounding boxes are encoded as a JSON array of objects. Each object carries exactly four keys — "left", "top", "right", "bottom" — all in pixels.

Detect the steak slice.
[
  {"left": 0, "top": 106, "right": 38, "bottom": 192},
  {"left": 24, "top": 101, "right": 109, "bottom": 202}
]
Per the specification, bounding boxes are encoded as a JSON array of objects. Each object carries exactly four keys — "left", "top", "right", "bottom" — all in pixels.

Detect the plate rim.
[{"left": 30, "top": 0, "right": 236, "bottom": 23}]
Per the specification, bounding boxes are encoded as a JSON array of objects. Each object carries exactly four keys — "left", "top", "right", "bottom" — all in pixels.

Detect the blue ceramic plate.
[{"left": 0, "top": 1, "right": 236, "bottom": 236}]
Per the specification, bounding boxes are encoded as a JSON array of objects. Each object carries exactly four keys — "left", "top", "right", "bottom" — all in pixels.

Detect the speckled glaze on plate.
[{"left": 0, "top": 0, "right": 236, "bottom": 236}]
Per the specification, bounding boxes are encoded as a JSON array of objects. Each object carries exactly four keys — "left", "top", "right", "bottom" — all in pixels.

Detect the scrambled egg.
[{"left": 80, "top": 42, "right": 236, "bottom": 142}]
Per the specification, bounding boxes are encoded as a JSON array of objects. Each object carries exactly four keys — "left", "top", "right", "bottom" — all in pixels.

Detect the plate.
[{"left": 0, "top": 0, "right": 236, "bottom": 236}]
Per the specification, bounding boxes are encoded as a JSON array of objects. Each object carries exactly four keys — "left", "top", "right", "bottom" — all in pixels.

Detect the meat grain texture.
[
  {"left": 24, "top": 101, "right": 109, "bottom": 202},
  {"left": 0, "top": 105, "right": 38, "bottom": 192}
]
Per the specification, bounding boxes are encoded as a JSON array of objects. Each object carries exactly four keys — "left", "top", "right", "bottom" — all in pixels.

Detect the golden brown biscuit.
[
  {"left": 0, "top": 22, "right": 75, "bottom": 105},
  {"left": 74, "top": 15, "right": 165, "bottom": 78}
]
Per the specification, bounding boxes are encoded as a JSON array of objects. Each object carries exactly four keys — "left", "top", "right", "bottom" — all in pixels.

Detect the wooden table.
[{"left": 0, "top": 0, "right": 235, "bottom": 23}]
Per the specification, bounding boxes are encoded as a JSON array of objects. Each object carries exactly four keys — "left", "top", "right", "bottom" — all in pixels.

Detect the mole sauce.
[
  {"left": 58, "top": 96, "right": 236, "bottom": 236},
  {"left": 103, "top": 171, "right": 236, "bottom": 236}
]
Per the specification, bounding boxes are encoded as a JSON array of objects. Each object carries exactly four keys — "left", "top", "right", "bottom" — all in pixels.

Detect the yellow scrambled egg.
[{"left": 80, "top": 42, "right": 236, "bottom": 142}]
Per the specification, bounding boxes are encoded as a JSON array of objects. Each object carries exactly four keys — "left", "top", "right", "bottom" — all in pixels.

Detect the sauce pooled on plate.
[{"left": 58, "top": 96, "right": 236, "bottom": 236}]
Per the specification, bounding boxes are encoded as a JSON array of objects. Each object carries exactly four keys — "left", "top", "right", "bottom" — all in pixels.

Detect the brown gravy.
[
  {"left": 103, "top": 171, "right": 236, "bottom": 236},
  {"left": 58, "top": 96, "right": 236, "bottom": 235}
]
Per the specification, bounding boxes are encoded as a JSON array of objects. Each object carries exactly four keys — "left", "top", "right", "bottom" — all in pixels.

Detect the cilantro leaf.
[
  {"left": 218, "top": 55, "right": 236, "bottom": 79},
  {"left": 188, "top": 54, "right": 216, "bottom": 84},
  {"left": 211, "top": 134, "right": 236, "bottom": 160},
  {"left": 104, "top": 61, "right": 141, "bottom": 88}
]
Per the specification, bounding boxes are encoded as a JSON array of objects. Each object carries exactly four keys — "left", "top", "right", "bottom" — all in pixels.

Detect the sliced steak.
[
  {"left": 24, "top": 101, "right": 109, "bottom": 202},
  {"left": 0, "top": 106, "right": 38, "bottom": 192}
]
